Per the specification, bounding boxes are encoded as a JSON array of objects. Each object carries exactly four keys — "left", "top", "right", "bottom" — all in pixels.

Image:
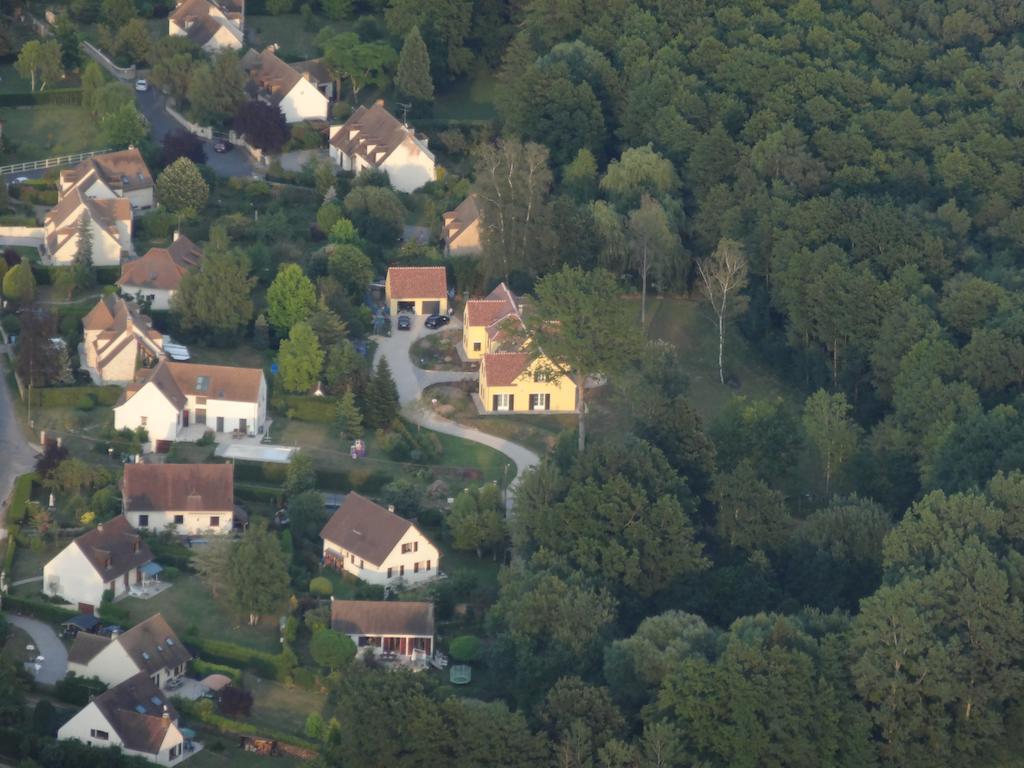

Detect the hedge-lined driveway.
[{"left": 0, "top": 355, "right": 37, "bottom": 532}]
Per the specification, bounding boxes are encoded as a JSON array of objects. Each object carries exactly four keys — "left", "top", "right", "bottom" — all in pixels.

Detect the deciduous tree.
[
  {"left": 318, "top": 30, "right": 396, "bottom": 101},
  {"left": 226, "top": 520, "right": 290, "bottom": 624},
  {"left": 157, "top": 158, "right": 210, "bottom": 221},
  {"left": 696, "top": 238, "right": 749, "bottom": 385},
  {"left": 627, "top": 194, "right": 682, "bottom": 327},
  {"left": 15, "top": 40, "right": 63, "bottom": 92},
  {"left": 233, "top": 100, "right": 289, "bottom": 154},
  {"left": 802, "top": 389, "right": 858, "bottom": 497},
  {"left": 266, "top": 264, "right": 317, "bottom": 335},
  {"left": 277, "top": 322, "right": 324, "bottom": 393}
]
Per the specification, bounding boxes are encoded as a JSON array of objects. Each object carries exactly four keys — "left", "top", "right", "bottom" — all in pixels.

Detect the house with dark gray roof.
[
  {"left": 320, "top": 492, "right": 440, "bottom": 586},
  {"left": 43, "top": 516, "right": 154, "bottom": 614},
  {"left": 331, "top": 598, "right": 435, "bottom": 660},
  {"left": 58, "top": 672, "right": 188, "bottom": 765}
]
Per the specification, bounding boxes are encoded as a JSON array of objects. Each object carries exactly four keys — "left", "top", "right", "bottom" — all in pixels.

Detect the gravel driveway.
[{"left": 5, "top": 614, "right": 68, "bottom": 685}]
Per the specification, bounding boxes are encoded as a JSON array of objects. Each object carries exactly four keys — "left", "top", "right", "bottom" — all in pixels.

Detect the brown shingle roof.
[
  {"left": 71, "top": 515, "right": 153, "bottom": 581},
  {"left": 92, "top": 673, "right": 180, "bottom": 755},
  {"left": 68, "top": 632, "right": 112, "bottom": 665},
  {"left": 320, "top": 492, "right": 414, "bottom": 566},
  {"left": 45, "top": 190, "right": 131, "bottom": 254},
  {"left": 329, "top": 102, "right": 433, "bottom": 167},
  {"left": 241, "top": 47, "right": 303, "bottom": 105},
  {"left": 115, "top": 613, "right": 192, "bottom": 674},
  {"left": 386, "top": 266, "right": 447, "bottom": 300},
  {"left": 61, "top": 148, "right": 153, "bottom": 194},
  {"left": 118, "top": 235, "right": 201, "bottom": 292},
  {"left": 442, "top": 194, "right": 479, "bottom": 242},
  {"left": 331, "top": 600, "right": 435, "bottom": 637},
  {"left": 82, "top": 294, "right": 118, "bottom": 331},
  {"left": 123, "top": 463, "right": 233, "bottom": 513},
  {"left": 171, "top": 0, "right": 243, "bottom": 43},
  {"left": 481, "top": 352, "right": 530, "bottom": 386},
  {"left": 124, "top": 359, "right": 263, "bottom": 409}
]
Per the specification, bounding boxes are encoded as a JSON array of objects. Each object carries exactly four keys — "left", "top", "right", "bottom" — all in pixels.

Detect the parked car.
[
  {"left": 424, "top": 314, "right": 450, "bottom": 329},
  {"left": 397, "top": 315, "right": 412, "bottom": 331},
  {"left": 213, "top": 139, "right": 232, "bottom": 153},
  {"left": 134, "top": 79, "right": 148, "bottom": 92}
]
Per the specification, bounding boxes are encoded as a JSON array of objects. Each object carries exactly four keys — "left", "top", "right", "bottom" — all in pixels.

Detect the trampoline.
[{"left": 449, "top": 665, "right": 472, "bottom": 685}]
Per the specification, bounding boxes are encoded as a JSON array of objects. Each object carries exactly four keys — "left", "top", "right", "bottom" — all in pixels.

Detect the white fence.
[
  {"left": 165, "top": 103, "right": 267, "bottom": 164},
  {"left": 0, "top": 148, "right": 115, "bottom": 177},
  {"left": 80, "top": 40, "right": 135, "bottom": 82}
]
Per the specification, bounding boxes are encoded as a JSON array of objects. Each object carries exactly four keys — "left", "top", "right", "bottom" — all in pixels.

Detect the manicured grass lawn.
[
  {"left": 119, "top": 574, "right": 284, "bottom": 653},
  {"left": 186, "top": 344, "right": 273, "bottom": 370},
  {"left": 0, "top": 64, "right": 32, "bottom": 95},
  {"left": 246, "top": 14, "right": 338, "bottom": 60},
  {"left": 9, "top": 540, "right": 61, "bottom": 586},
  {"left": 188, "top": 744, "right": 305, "bottom": 768},
  {"left": 242, "top": 673, "right": 325, "bottom": 737},
  {"left": 640, "top": 295, "right": 800, "bottom": 422},
  {"left": 0, "top": 105, "right": 106, "bottom": 164},
  {"left": 432, "top": 67, "right": 498, "bottom": 121}
]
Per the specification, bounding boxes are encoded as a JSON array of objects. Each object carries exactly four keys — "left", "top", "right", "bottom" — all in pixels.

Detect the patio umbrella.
[{"left": 180, "top": 728, "right": 197, "bottom": 739}]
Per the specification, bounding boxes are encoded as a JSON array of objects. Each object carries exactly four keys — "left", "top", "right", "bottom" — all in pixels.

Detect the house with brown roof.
[
  {"left": 331, "top": 598, "right": 435, "bottom": 661},
  {"left": 384, "top": 266, "right": 449, "bottom": 316},
  {"left": 43, "top": 516, "right": 154, "bottom": 614},
  {"left": 59, "top": 148, "right": 155, "bottom": 210},
  {"left": 43, "top": 187, "right": 132, "bottom": 266},
  {"left": 169, "top": 0, "right": 243, "bottom": 51},
  {"left": 58, "top": 672, "right": 188, "bottom": 765},
  {"left": 461, "top": 282, "right": 578, "bottom": 413},
  {"left": 328, "top": 100, "right": 435, "bottom": 193},
  {"left": 81, "top": 294, "right": 164, "bottom": 385},
  {"left": 442, "top": 194, "right": 481, "bottom": 255},
  {"left": 67, "top": 613, "right": 192, "bottom": 690},
  {"left": 122, "top": 463, "right": 235, "bottom": 534},
  {"left": 241, "top": 45, "right": 330, "bottom": 123},
  {"left": 118, "top": 233, "right": 203, "bottom": 311},
  {"left": 114, "top": 359, "right": 268, "bottom": 452},
  {"left": 320, "top": 492, "right": 440, "bottom": 586}
]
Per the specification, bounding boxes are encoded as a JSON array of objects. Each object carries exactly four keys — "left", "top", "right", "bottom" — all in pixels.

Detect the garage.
[
  {"left": 421, "top": 300, "right": 441, "bottom": 316},
  {"left": 397, "top": 301, "right": 416, "bottom": 313}
]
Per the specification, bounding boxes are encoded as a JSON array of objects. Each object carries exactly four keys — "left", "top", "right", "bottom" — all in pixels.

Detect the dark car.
[
  {"left": 424, "top": 314, "right": 450, "bottom": 329},
  {"left": 397, "top": 315, "right": 412, "bottom": 331},
  {"left": 213, "top": 139, "right": 232, "bottom": 153}
]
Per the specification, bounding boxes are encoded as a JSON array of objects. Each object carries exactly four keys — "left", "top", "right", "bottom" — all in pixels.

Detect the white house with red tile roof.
[
  {"left": 384, "top": 266, "right": 449, "bottom": 316},
  {"left": 81, "top": 294, "right": 164, "bottom": 384},
  {"left": 168, "top": 0, "right": 243, "bottom": 52},
  {"left": 118, "top": 233, "right": 202, "bottom": 311}
]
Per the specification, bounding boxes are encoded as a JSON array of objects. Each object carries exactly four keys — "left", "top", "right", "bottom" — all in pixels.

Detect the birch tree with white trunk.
[{"left": 696, "top": 238, "right": 749, "bottom": 385}]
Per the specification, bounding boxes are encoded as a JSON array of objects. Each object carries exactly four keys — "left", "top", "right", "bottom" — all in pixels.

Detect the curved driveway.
[
  {"left": 373, "top": 318, "right": 541, "bottom": 504},
  {"left": 5, "top": 614, "right": 68, "bottom": 685}
]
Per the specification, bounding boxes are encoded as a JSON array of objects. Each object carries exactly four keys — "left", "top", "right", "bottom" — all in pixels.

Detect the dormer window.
[{"left": 195, "top": 376, "right": 210, "bottom": 393}]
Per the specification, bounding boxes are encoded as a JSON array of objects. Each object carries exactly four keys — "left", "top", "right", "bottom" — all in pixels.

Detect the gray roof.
[
  {"left": 319, "top": 492, "right": 414, "bottom": 566},
  {"left": 91, "top": 673, "right": 179, "bottom": 755},
  {"left": 330, "top": 600, "right": 435, "bottom": 637}
]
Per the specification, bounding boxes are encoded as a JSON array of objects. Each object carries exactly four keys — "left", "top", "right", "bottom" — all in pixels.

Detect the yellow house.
[
  {"left": 479, "top": 352, "right": 577, "bottom": 413},
  {"left": 385, "top": 266, "right": 449, "bottom": 316},
  {"left": 442, "top": 194, "right": 482, "bottom": 256},
  {"left": 462, "top": 282, "right": 519, "bottom": 360}
]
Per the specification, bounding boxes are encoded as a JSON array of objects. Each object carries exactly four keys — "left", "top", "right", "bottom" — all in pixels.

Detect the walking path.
[
  {"left": 4, "top": 614, "right": 68, "bottom": 685},
  {"left": 0, "top": 352, "right": 39, "bottom": 536},
  {"left": 373, "top": 317, "right": 541, "bottom": 504},
  {"left": 10, "top": 576, "right": 42, "bottom": 587}
]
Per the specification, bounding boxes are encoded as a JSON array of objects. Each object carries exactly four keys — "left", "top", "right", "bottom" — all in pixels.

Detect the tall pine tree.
[
  {"left": 335, "top": 388, "right": 364, "bottom": 440},
  {"left": 365, "top": 357, "right": 400, "bottom": 429},
  {"left": 395, "top": 26, "right": 434, "bottom": 103}
]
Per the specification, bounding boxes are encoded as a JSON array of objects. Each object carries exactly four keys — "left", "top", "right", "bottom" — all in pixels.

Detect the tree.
[
  {"left": 310, "top": 629, "right": 356, "bottom": 671},
  {"left": 100, "top": 102, "right": 148, "bottom": 146},
  {"left": 473, "top": 138, "right": 553, "bottom": 282},
  {"left": 317, "top": 201, "right": 342, "bottom": 234},
  {"left": 600, "top": 145, "right": 680, "bottom": 211},
  {"left": 627, "top": 194, "right": 682, "bottom": 327},
  {"left": 343, "top": 186, "right": 405, "bottom": 244},
  {"left": 161, "top": 130, "right": 207, "bottom": 166},
  {"left": 328, "top": 217, "right": 358, "bottom": 244},
  {"left": 58, "top": 214, "right": 96, "bottom": 298},
  {"left": 334, "top": 388, "right": 363, "bottom": 440},
  {"left": 384, "top": 0, "right": 474, "bottom": 79},
  {"left": 233, "top": 100, "right": 290, "bottom": 154},
  {"left": 266, "top": 0, "right": 294, "bottom": 13},
  {"left": 171, "top": 228, "right": 254, "bottom": 344},
  {"left": 149, "top": 36, "right": 198, "bottom": 103},
  {"left": 2, "top": 262, "right": 35, "bottom": 303},
  {"left": 81, "top": 61, "right": 105, "bottom": 116},
  {"left": 15, "top": 306, "right": 64, "bottom": 387},
  {"left": 194, "top": 538, "right": 234, "bottom": 598},
  {"left": 157, "top": 158, "right": 210, "bottom": 221},
  {"left": 226, "top": 520, "right": 290, "bottom": 624},
  {"left": 523, "top": 266, "right": 641, "bottom": 451},
  {"left": 278, "top": 322, "right": 324, "bottom": 394},
  {"left": 307, "top": 305, "right": 347, "bottom": 349},
  {"left": 395, "top": 26, "right": 434, "bottom": 102},
  {"left": 15, "top": 40, "right": 63, "bottom": 92},
  {"left": 696, "top": 238, "right": 749, "bottom": 385},
  {"left": 710, "top": 460, "right": 790, "bottom": 551},
  {"left": 802, "top": 389, "right": 858, "bottom": 497},
  {"left": 327, "top": 244, "right": 373, "bottom": 298},
  {"left": 285, "top": 452, "right": 317, "bottom": 496},
  {"left": 288, "top": 490, "right": 326, "bottom": 542},
  {"left": 102, "top": 0, "right": 135, "bottom": 27},
  {"left": 187, "top": 52, "right": 246, "bottom": 124},
  {"left": 266, "top": 264, "right": 317, "bottom": 335},
  {"left": 447, "top": 485, "right": 506, "bottom": 558},
  {"left": 53, "top": 16, "right": 82, "bottom": 71},
  {"left": 321, "top": 0, "right": 351, "bottom": 20},
  {"left": 364, "top": 357, "right": 400, "bottom": 429},
  {"left": 563, "top": 148, "right": 598, "bottom": 201},
  {"left": 318, "top": 31, "right": 397, "bottom": 100},
  {"left": 115, "top": 18, "right": 151, "bottom": 64}
]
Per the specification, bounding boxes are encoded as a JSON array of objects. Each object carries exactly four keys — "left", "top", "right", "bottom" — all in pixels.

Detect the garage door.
[
  {"left": 422, "top": 300, "right": 441, "bottom": 316},
  {"left": 398, "top": 301, "right": 416, "bottom": 313},
  {"left": 155, "top": 440, "right": 172, "bottom": 454}
]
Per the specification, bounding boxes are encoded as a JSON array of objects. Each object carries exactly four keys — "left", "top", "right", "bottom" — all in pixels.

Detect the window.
[
  {"left": 138, "top": 514, "right": 149, "bottom": 527},
  {"left": 170, "top": 745, "right": 181, "bottom": 759},
  {"left": 195, "top": 376, "right": 210, "bottom": 393},
  {"left": 473, "top": 342, "right": 482, "bottom": 352},
  {"left": 426, "top": 560, "right": 431, "bottom": 571},
  {"left": 495, "top": 393, "right": 512, "bottom": 411},
  {"left": 399, "top": 565, "right": 405, "bottom": 576},
  {"left": 414, "top": 562, "right": 419, "bottom": 573},
  {"left": 173, "top": 515, "right": 184, "bottom": 525},
  {"left": 387, "top": 567, "right": 393, "bottom": 578},
  {"left": 401, "top": 542, "right": 418, "bottom": 554},
  {"left": 359, "top": 559, "right": 364, "bottom": 569},
  {"left": 151, "top": 674, "right": 159, "bottom": 686},
  {"left": 530, "top": 394, "right": 550, "bottom": 411},
  {"left": 210, "top": 516, "right": 220, "bottom": 527},
  {"left": 90, "top": 729, "right": 109, "bottom": 740},
  {"left": 533, "top": 370, "right": 547, "bottom": 382},
  {"left": 140, "top": 416, "right": 148, "bottom": 426}
]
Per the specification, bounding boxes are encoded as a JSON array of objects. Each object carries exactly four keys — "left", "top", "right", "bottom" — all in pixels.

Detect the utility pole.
[{"left": 397, "top": 102, "right": 411, "bottom": 126}]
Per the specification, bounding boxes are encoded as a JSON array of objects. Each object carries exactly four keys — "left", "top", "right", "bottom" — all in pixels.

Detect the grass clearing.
[
  {"left": 242, "top": 673, "right": 325, "bottom": 737},
  {"left": 246, "top": 14, "right": 336, "bottom": 60},
  {"left": 640, "top": 295, "right": 799, "bottom": 422},
  {"left": 432, "top": 67, "right": 498, "bottom": 121},
  {"left": 188, "top": 743, "right": 305, "bottom": 768},
  {"left": 0, "top": 105, "right": 106, "bottom": 165},
  {"left": 119, "top": 574, "right": 284, "bottom": 653}
]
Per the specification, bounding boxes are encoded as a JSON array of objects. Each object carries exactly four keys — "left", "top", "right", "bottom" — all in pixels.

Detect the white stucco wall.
[
  {"left": 75, "top": 642, "right": 137, "bottom": 686},
  {"left": 382, "top": 139, "right": 435, "bottom": 193},
  {"left": 280, "top": 78, "right": 329, "bottom": 123},
  {"left": 128, "top": 509, "right": 233, "bottom": 535},
  {"left": 324, "top": 524, "right": 439, "bottom": 586},
  {"left": 43, "top": 543, "right": 105, "bottom": 609},
  {"left": 124, "top": 286, "right": 174, "bottom": 311},
  {"left": 114, "top": 384, "right": 182, "bottom": 451},
  {"left": 125, "top": 188, "right": 155, "bottom": 210},
  {"left": 49, "top": 217, "right": 124, "bottom": 267},
  {"left": 58, "top": 701, "right": 185, "bottom": 766}
]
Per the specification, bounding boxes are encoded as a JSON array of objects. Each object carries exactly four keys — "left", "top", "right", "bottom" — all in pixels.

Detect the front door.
[
  {"left": 216, "top": 416, "right": 225, "bottom": 432},
  {"left": 196, "top": 409, "right": 207, "bottom": 425},
  {"left": 78, "top": 602, "right": 94, "bottom": 615},
  {"left": 239, "top": 418, "right": 247, "bottom": 435},
  {"left": 182, "top": 409, "right": 189, "bottom": 427}
]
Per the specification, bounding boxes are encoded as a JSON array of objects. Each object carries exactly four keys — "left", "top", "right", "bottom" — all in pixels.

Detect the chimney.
[
  {"left": 387, "top": 505, "right": 395, "bottom": 514},
  {"left": 97, "top": 523, "right": 104, "bottom": 533},
  {"left": 162, "top": 705, "right": 169, "bottom": 719},
  {"left": 56, "top": 436, "right": 62, "bottom": 448},
  {"left": 374, "top": 99, "right": 384, "bottom": 107},
  {"left": 172, "top": 229, "right": 180, "bottom": 242}
]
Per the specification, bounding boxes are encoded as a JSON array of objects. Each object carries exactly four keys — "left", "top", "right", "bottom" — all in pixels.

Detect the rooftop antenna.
[{"left": 397, "top": 102, "right": 411, "bottom": 126}]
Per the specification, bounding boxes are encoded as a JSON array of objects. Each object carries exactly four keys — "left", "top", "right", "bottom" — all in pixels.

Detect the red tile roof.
[
  {"left": 386, "top": 266, "right": 448, "bottom": 299},
  {"left": 481, "top": 352, "right": 530, "bottom": 386},
  {"left": 123, "top": 463, "right": 234, "bottom": 513}
]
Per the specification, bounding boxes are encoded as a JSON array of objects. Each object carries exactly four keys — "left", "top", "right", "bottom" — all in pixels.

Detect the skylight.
[
  {"left": 166, "top": 638, "right": 175, "bottom": 646},
  {"left": 135, "top": 705, "right": 147, "bottom": 714},
  {"left": 142, "top": 651, "right": 150, "bottom": 660},
  {"left": 151, "top": 696, "right": 162, "bottom": 706},
  {"left": 195, "top": 376, "right": 210, "bottom": 393}
]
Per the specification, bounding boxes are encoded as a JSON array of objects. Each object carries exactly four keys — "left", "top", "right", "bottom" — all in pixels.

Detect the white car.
[
  {"left": 134, "top": 79, "right": 148, "bottom": 92},
  {"left": 14, "top": 176, "right": 28, "bottom": 184}
]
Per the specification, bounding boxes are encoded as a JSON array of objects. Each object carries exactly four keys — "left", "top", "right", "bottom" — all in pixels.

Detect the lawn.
[
  {"left": 119, "top": 574, "right": 284, "bottom": 653},
  {"left": 186, "top": 344, "right": 272, "bottom": 370},
  {"left": 246, "top": 14, "right": 337, "bottom": 60},
  {"left": 0, "top": 105, "right": 106, "bottom": 165},
  {"left": 1, "top": 625, "right": 38, "bottom": 665},
  {"left": 9, "top": 540, "right": 62, "bottom": 588},
  {"left": 242, "top": 673, "right": 325, "bottom": 738},
  {"left": 640, "top": 295, "right": 800, "bottom": 422},
  {"left": 432, "top": 67, "right": 498, "bottom": 122},
  {"left": 0, "top": 63, "right": 32, "bottom": 96},
  {"left": 188, "top": 743, "right": 305, "bottom": 768}
]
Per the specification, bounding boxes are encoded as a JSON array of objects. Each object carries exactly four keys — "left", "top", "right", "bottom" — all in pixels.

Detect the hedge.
[
  {"left": 0, "top": 88, "right": 83, "bottom": 107},
  {"left": 233, "top": 483, "right": 281, "bottom": 503},
  {"left": 0, "top": 215, "right": 38, "bottom": 226},
  {"left": 174, "top": 699, "right": 318, "bottom": 751},
  {"left": 232, "top": 461, "right": 388, "bottom": 494},
  {"left": 2, "top": 594, "right": 77, "bottom": 623},
  {"left": 31, "top": 265, "right": 120, "bottom": 288},
  {"left": 10, "top": 186, "right": 58, "bottom": 206},
  {"left": 190, "top": 658, "right": 242, "bottom": 684},
  {"left": 29, "top": 386, "right": 122, "bottom": 408},
  {"left": 54, "top": 675, "right": 108, "bottom": 706},
  {"left": 7, "top": 474, "right": 36, "bottom": 529},
  {"left": 183, "top": 635, "right": 291, "bottom": 681},
  {"left": 270, "top": 394, "right": 338, "bottom": 422}
]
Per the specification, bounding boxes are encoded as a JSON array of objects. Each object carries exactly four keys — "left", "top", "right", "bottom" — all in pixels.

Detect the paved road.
[
  {"left": 373, "top": 317, "right": 541, "bottom": 505},
  {"left": 0, "top": 353, "right": 38, "bottom": 534},
  {"left": 134, "top": 87, "right": 256, "bottom": 178},
  {"left": 4, "top": 614, "right": 68, "bottom": 685}
]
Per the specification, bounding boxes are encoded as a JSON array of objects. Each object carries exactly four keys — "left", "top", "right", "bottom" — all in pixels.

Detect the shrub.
[
  {"left": 293, "top": 667, "right": 316, "bottom": 690},
  {"left": 75, "top": 394, "right": 96, "bottom": 411},
  {"left": 190, "top": 659, "right": 242, "bottom": 684},
  {"left": 309, "top": 576, "right": 333, "bottom": 597},
  {"left": 184, "top": 635, "right": 288, "bottom": 680},
  {"left": 54, "top": 675, "right": 108, "bottom": 706},
  {"left": 448, "top": 635, "right": 482, "bottom": 662},
  {"left": 1, "top": 594, "right": 76, "bottom": 623}
]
